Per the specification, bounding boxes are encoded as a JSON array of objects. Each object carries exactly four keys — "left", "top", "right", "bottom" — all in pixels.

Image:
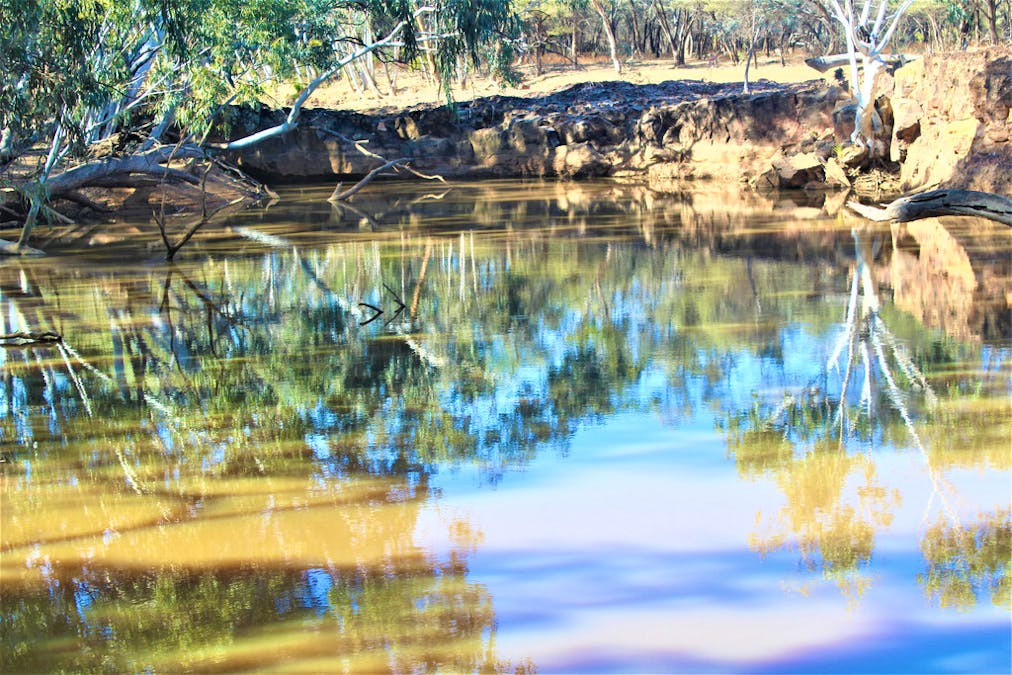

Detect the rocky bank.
[{"left": 226, "top": 49, "right": 1010, "bottom": 196}]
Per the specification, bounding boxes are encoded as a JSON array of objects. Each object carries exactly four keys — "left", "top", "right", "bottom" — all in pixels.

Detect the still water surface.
[{"left": 1, "top": 181, "right": 1010, "bottom": 673}]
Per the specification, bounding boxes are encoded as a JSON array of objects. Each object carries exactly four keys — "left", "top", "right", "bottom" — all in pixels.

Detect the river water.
[{"left": 1, "top": 181, "right": 1009, "bottom": 673}]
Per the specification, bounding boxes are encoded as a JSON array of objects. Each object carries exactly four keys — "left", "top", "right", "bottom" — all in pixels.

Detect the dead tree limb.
[
  {"left": 327, "top": 152, "right": 449, "bottom": 204},
  {"left": 398, "top": 164, "right": 448, "bottom": 183},
  {"left": 0, "top": 330, "right": 62, "bottom": 346},
  {"left": 328, "top": 158, "right": 410, "bottom": 202},
  {"left": 847, "top": 189, "right": 1012, "bottom": 227},
  {"left": 57, "top": 191, "right": 113, "bottom": 213},
  {"left": 0, "top": 239, "right": 45, "bottom": 256},
  {"left": 805, "top": 53, "right": 918, "bottom": 73},
  {"left": 154, "top": 197, "right": 246, "bottom": 261},
  {"left": 43, "top": 145, "right": 204, "bottom": 197}
]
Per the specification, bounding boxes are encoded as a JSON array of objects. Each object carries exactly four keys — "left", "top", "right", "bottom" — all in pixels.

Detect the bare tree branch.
[
  {"left": 328, "top": 158, "right": 411, "bottom": 202},
  {"left": 208, "top": 7, "right": 436, "bottom": 152}
]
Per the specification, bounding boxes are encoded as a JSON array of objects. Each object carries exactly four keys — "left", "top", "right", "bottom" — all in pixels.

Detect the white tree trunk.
[
  {"left": 825, "top": 0, "right": 914, "bottom": 158},
  {"left": 591, "top": 0, "right": 622, "bottom": 74}
]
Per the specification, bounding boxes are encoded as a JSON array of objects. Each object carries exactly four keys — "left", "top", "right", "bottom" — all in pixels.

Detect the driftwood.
[
  {"left": 805, "top": 53, "right": 918, "bottom": 74},
  {"left": 0, "top": 330, "right": 62, "bottom": 346},
  {"left": 0, "top": 238, "right": 45, "bottom": 256},
  {"left": 327, "top": 157, "right": 447, "bottom": 203},
  {"left": 847, "top": 189, "right": 1012, "bottom": 227},
  {"left": 328, "top": 158, "right": 410, "bottom": 202}
]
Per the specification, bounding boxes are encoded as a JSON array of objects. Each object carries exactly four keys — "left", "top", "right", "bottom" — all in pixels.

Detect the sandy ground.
[{"left": 273, "top": 55, "right": 831, "bottom": 113}]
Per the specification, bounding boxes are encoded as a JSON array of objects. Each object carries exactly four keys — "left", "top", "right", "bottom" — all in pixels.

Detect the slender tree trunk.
[
  {"left": 676, "top": 12, "right": 693, "bottom": 66},
  {"left": 591, "top": 0, "right": 622, "bottom": 74},
  {"left": 627, "top": 0, "right": 642, "bottom": 57},
  {"left": 0, "top": 126, "right": 15, "bottom": 164},
  {"left": 571, "top": 16, "right": 580, "bottom": 67},
  {"left": 653, "top": 0, "right": 678, "bottom": 62},
  {"left": 743, "top": 26, "right": 759, "bottom": 94},
  {"left": 17, "top": 121, "right": 69, "bottom": 250},
  {"left": 984, "top": 0, "right": 999, "bottom": 43}
]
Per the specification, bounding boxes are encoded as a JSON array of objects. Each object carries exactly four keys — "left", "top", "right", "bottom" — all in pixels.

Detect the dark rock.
[{"left": 833, "top": 102, "right": 857, "bottom": 143}]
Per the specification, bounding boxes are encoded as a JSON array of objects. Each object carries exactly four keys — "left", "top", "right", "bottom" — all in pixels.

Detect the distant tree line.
[{"left": 515, "top": 0, "right": 1011, "bottom": 75}]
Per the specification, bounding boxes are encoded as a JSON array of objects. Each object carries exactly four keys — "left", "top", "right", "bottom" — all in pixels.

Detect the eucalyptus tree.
[
  {"left": 652, "top": 0, "right": 696, "bottom": 65},
  {"left": 821, "top": 0, "right": 915, "bottom": 160},
  {"left": 589, "top": 0, "right": 623, "bottom": 72},
  {"left": 741, "top": 0, "right": 766, "bottom": 92},
  {"left": 0, "top": 0, "right": 519, "bottom": 253}
]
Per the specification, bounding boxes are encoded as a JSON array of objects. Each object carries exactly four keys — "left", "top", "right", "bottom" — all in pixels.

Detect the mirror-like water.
[{"left": 2, "top": 181, "right": 1010, "bottom": 673}]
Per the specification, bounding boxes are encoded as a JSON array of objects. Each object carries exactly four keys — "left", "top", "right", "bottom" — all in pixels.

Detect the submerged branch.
[
  {"left": 328, "top": 158, "right": 411, "bottom": 202},
  {"left": 0, "top": 330, "right": 62, "bottom": 346}
]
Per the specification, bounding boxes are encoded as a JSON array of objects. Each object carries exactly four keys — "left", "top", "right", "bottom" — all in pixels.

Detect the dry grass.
[{"left": 269, "top": 55, "right": 832, "bottom": 113}]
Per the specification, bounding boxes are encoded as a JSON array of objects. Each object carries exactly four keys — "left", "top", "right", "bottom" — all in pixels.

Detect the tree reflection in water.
[
  {"left": 737, "top": 223, "right": 1009, "bottom": 606},
  {"left": 1, "top": 183, "right": 1009, "bottom": 670}
]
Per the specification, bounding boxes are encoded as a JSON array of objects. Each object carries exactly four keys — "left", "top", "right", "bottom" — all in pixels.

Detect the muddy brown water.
[{"left": 2, "top": 181, "right": 1010, "bottom": 673}]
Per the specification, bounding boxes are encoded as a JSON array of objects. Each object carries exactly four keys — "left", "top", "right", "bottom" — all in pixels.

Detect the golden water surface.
[{"left": 1, "top": 181, "right": 1010, "bottom": 673}]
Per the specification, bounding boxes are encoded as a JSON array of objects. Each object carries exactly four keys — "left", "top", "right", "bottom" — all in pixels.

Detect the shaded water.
[{"left": 1, "top": 181, "right": 1010, "bottom": 673}]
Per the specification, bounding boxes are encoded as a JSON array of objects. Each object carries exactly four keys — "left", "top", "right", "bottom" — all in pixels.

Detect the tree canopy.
[{"left": 0, "top": 0, "right": 521, "bottom": 249}]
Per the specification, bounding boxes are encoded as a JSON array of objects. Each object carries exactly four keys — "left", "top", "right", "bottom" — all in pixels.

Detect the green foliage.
[
  {"left": 920, "top": 510, "right": 1011, "bottom": 610},
  {"left": 0, "top": 0, "right": 109, "bottom": 151},
  {"left": 1, "top": 0, "right": 520, "bottom": 166}
]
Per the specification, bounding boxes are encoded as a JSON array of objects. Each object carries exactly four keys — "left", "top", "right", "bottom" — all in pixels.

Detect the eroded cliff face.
[
  {"left": 226, "top": 50, "right": 1010, "bottom": 195},
  {"left": 226, "top": 79, "right": 847, "bottom": 186},
  {"left": 887, "top": 49, "right": 1011, "bottom": 195}
]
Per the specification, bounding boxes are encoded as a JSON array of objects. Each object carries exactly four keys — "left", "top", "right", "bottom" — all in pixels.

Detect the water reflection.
[{"left": 1, "top": 182, "right": 1009, "bottom": 672}]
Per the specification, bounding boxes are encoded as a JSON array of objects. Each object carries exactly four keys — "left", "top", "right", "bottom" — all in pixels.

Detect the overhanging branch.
[{"left": 208, "top": 7, "right": 436, "bottom": 152}]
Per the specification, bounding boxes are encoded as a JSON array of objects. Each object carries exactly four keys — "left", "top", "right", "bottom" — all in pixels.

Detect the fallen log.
[
  {"left": 805, "top": 53, "right": 918, "bottom": 74},
  {"left": 847, "top": 189, "right": 1012, "bottom": 227},
  {"left": 44, "top": 145, "right": 203, "bottom": 196}
]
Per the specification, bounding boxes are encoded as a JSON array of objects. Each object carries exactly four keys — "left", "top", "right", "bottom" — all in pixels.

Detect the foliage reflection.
[{"left": 1, "top": 184, "right": 1009, "bottom": 670}]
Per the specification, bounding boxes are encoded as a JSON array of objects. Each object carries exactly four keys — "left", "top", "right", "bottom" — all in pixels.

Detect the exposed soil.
[{"left": 273, "top": 55, "right": 829, "bottom": 114}]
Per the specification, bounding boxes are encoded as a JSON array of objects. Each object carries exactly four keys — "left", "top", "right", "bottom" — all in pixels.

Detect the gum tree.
[{"left": 823, "top": 0, "right": 915, "bottom": 159}]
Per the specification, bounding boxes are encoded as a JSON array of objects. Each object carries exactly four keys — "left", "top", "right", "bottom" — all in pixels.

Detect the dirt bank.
[
  {"left": 228, "top": 78, "right": 845, "bottom": 188},
  {"left": 886, "top": 48, "right": 1011, "bottom": 195}
]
